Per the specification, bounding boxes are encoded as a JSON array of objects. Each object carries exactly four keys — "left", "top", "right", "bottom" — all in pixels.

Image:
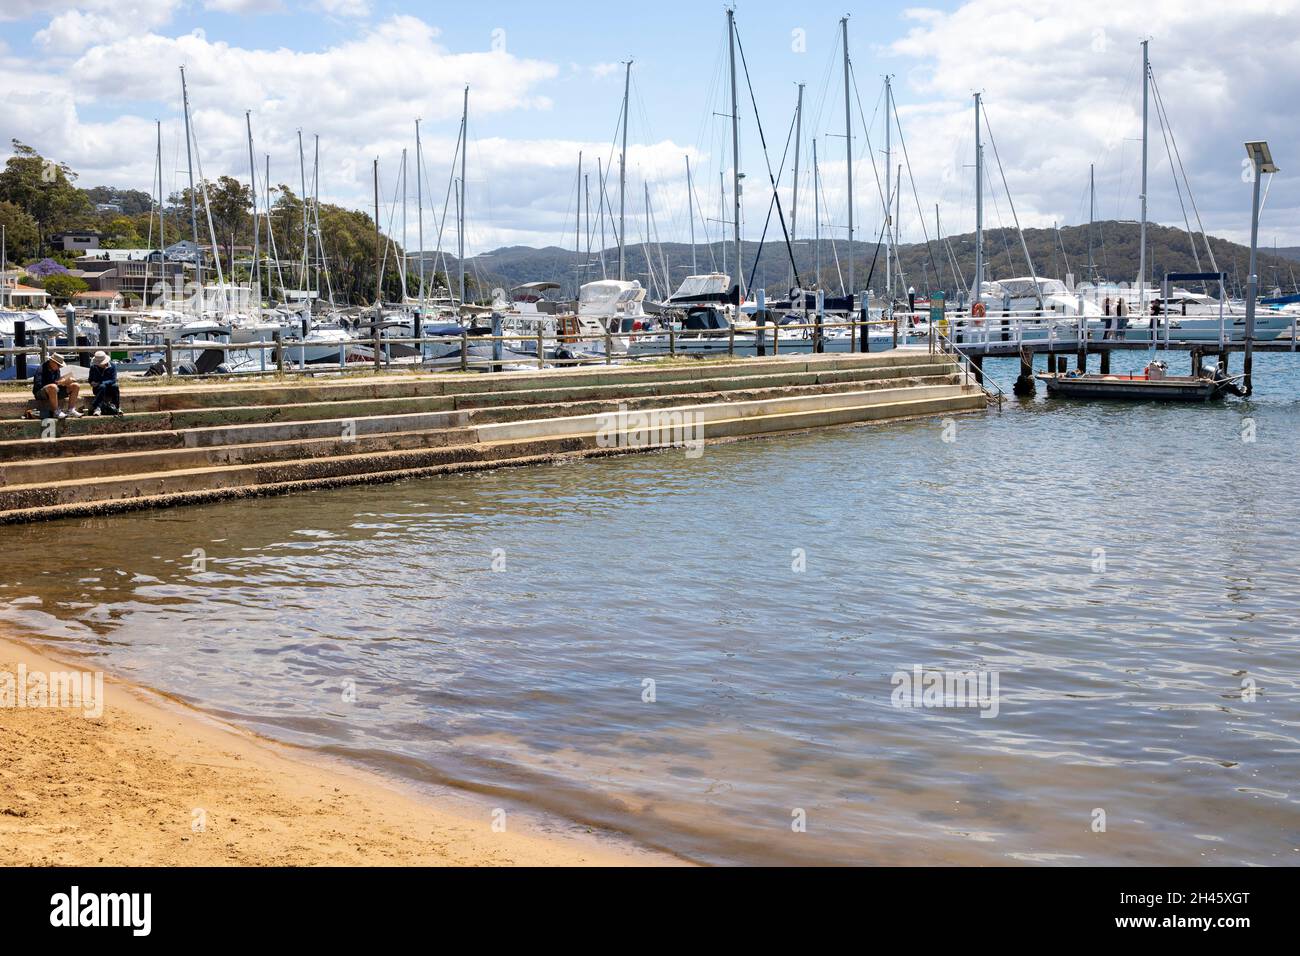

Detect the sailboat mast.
[
  {"left": 373, "top": 157, "right": 382, "bottom": 307},
  {"left": 458, "top": 86, "right": 468, "bottom": 307},
  {"left": 265, "top": 155, "right": 275, "bottom": 301},
  {"left": 791, "top": 82, "right": 803, "bottom": 288},
  {"left": 584, "top": 172, "right": 591, "bottom": 292},
  {"left": 686, "top": 155, "right": 696, "bottom": 275},
  {"left": 1138, "top": 39, "right": 1149, "bottom": 315},
  {"left": 1088, "top": 163, "right": 1096, "bottom": 280},
  {"left": 400, "top": 148, "right": 408, "bottom": 296},
  {"left": 619, "top": 61, "right": 631, "bottom": 281},
  {"left": 598, "top": 157, "right": 607, "bottom": 279},
  {"left": 415, "top": 119, "right": 425, "bottom": 307},
  {"left": 814, "top": 138, "right": 821, "bottom": 288},
  {"left": 575, "top": 151, "right": 583, "bottom": 299},
  {"left": 297, "top": 131, "right": 308, "bottom": 291},
  {"left": 841, "top": 17, "right": 853, "bottom": 299},
  {"left": 245, "top": 112, "right": 258, "bottom": 296},
  {"left": 886, "top": 77, "right": 895, "bottom": 307},
  {"left": 152, "top": 119, "right": 163, "bottom": 304},
  {"left": 180, "top": 67, "right": 201, "bottom": 287},
  {"left": 312, "top": 135, "right": 321, "bottom": 298},
  {"left": 727, "top": 7, "right": 742, "bottom": 298},
  {"left": 974, "top": 92, "right": 984, "bottom": 306}
]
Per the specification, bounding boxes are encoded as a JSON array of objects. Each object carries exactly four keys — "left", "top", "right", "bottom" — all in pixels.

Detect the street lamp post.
[{"left": 1243, "top": 141, "right": 1279, "bottom": 397}]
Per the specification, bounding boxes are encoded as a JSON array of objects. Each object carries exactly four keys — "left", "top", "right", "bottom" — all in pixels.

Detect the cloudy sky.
[{"left": 2, "top": 0, "right": 1297, "bottom": 263}]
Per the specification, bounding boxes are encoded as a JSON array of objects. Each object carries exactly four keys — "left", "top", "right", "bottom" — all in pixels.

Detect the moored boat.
[{"left": 1036, "top": 359, "right": 1245, "bottom": 402}]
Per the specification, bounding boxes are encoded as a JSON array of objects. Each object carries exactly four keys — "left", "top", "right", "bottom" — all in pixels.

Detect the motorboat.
[{"left": 1037, "top": 358, "right": 1245, "bottom": 402}]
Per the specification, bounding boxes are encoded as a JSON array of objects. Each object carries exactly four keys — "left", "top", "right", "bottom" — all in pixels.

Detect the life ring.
[{"left": 971, "top": 302, "right": 986, "bottom": 325}]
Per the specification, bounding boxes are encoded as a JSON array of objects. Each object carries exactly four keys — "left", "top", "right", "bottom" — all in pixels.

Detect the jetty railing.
[{"left": 0, "top": 315, "right": 941, "bottom": 383}]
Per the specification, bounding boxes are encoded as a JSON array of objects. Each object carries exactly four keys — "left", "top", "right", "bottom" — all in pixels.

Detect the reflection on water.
[{"left": 3, "top": 351, "right": 1299, "bottom": 864}]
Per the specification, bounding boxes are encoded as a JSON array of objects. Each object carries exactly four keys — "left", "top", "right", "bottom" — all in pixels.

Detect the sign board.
[{"left": 929, "top": 291, "right": 946, "bottom": 326}]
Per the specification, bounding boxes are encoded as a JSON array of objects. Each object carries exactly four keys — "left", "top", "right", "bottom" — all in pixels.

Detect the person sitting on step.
[
  {"left": 31, "top": 353, "right": 82, "bottom": 420},
  {"left": 87, "top": 351, "right": 123, "bottom": 416}
]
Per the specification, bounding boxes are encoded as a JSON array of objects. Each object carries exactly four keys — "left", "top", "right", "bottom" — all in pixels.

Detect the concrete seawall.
[{"left": 0, "top": 353, "right": 988, "bottom": 523}]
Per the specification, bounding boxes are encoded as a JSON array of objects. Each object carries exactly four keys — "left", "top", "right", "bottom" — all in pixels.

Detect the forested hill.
[{"left": 445, "top": 220, "right": 1299, "bottom": 301}]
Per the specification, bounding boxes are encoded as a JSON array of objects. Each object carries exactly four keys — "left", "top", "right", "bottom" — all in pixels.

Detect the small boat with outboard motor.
[{"left": 1036, "top": 358, "right": 1246, "bottom": 402}]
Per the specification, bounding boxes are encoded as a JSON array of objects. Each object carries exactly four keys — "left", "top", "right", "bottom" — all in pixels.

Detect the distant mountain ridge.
[{"left": 422, "top": 220, "right": 1299, "bottom": 302}]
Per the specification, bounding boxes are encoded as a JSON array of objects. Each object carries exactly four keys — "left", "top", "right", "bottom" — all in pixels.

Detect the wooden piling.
[
  {"left": 13, "top": 320, "right": 26, "bottom": 381},
  {"left": 1012, "top": 346, "right": 1035, "bottom": 396},
  {"left": 1100, "top": 350, "right": 1110, "bottom": 374}
]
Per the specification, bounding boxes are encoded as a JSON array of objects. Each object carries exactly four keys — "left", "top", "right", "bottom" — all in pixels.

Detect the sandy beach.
[{"left": 0, "top": 632, "right": 674, "bottom": 867}]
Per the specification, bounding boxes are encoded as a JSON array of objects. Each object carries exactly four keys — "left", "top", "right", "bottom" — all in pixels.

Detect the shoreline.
[{"left": 0, "top": 630, "right": 681, "bottom": 867}]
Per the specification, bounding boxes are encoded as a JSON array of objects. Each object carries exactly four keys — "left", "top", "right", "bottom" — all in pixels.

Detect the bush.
[{"left": 41, "top": 273, "right": 89, "bottom": 303}]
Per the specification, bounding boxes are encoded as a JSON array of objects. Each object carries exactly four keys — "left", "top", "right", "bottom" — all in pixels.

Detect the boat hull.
[{"left": 1038, "top": 373, "right": 1223, "bottom": 402}]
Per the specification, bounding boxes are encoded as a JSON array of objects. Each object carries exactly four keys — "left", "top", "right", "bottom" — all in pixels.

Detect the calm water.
[{"left": 3, "top": 351, "right": 1298, "bottom": 865}]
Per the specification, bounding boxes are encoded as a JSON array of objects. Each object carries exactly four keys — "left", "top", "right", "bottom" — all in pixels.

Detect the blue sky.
[{"left": 2, "top": 0, "right": 1297, "bottom": 265}]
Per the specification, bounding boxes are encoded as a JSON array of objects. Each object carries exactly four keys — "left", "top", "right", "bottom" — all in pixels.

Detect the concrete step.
[
  {"left": 0, "top": 363, "right": 962, "bottom": 444},
  {"left": 0, "top": 385, "right": 984, "bottom": 520},
  {"left": 0, "top": 373, "right": 963, "bottom": 472}
]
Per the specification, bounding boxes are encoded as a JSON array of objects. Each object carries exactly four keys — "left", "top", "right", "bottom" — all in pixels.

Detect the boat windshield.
[{"left": 683, "top": 308, "right": 729, "bottom": 331}]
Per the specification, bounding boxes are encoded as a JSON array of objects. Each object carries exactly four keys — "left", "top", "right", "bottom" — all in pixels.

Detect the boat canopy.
[
  {"left": 579, "top": 279, "right": 645, "bottom": 316},
  {"left": 510, "top": 281, "right": 561, "bottom": 305},
  {"left": 0, "top": 310, "right": 64, "bottom": 336},
  {"left": 978, "top": 277, "right": 1070, "bottom": 300},
  {"left": 667, "top": 273, "right": 733, "bottom": 305}
]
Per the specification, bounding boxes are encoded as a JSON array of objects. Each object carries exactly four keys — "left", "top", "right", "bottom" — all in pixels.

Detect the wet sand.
[{"left": 0, "top": 633, "right": 676, "bottom": 867}]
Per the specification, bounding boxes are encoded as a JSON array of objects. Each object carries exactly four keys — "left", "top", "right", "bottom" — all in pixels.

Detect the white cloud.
[
  {"left": 884, "top": 0, "right": 1300, "bottom": 245},
  {"left": 204, "top": 0, "right": 286, "bottom": 12},
  {"left": 1, "top": 13, "right": 574, "bottom": 252},
  {"left": 0, "top": 1, "right": 80, "bottom": 21},
  {"left": 5, "top": 0, "right": 1299, "bottom": 257},
  {"left": 34, "top": 0, "right": 182, "bottom": 53},
  {"left": 313, "top": 0, "right": 370, "bottom": 16}
]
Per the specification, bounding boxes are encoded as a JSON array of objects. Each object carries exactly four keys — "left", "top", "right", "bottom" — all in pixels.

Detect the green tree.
[
  {"left": 41, "top": 272, "right": 88, "bottom": 303},
  {"left": 206, "top": 175, "right": 252, "bottom": 270},
  {"left": 0, "top": 200, "right": 39, "bottom": 262},
  {"left": 82, "top": 186, "right": 154, "bottom": 216},
  {"left": 102, "top": 215, "right": 144, "bottom": 249},
  {"left": 168, "top": 177, "right": 253, "bottom": 274},
  {"left": 0, "top": 141, "right": 92, "bottom": 249}
]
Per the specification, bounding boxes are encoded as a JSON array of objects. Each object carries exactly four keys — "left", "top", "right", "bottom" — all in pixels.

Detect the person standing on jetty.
[{"left": 31, "top": 353, "right": 82, "bottom": 420}]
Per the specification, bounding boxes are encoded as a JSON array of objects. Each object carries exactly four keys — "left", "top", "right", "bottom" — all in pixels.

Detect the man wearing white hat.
[
  {"left": 88, "top": 350, "right": 122, "bottom": 416},
  {"left": 31, "top": 353, "right": 82, "bottom": 420}
]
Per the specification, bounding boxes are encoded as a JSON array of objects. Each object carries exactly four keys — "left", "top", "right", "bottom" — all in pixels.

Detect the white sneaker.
[
  {"left": 68, "top": 408, "right": 84, "bottom": 418},
  {"left": 91, "top": 408, "right": 102, "bottom": 416},
  {"left": 56, "top": 410, "right": 68, "bottom": 420}
]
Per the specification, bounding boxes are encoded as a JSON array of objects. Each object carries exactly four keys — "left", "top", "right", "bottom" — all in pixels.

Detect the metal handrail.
[{"left": 933, "top": 330, "right": 1005, "bottom": 410}]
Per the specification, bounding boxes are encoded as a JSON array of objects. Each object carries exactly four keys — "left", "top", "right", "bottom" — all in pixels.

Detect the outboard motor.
[{"left": 1208, "top": 362, "right": 1248, "bottom": 397}]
